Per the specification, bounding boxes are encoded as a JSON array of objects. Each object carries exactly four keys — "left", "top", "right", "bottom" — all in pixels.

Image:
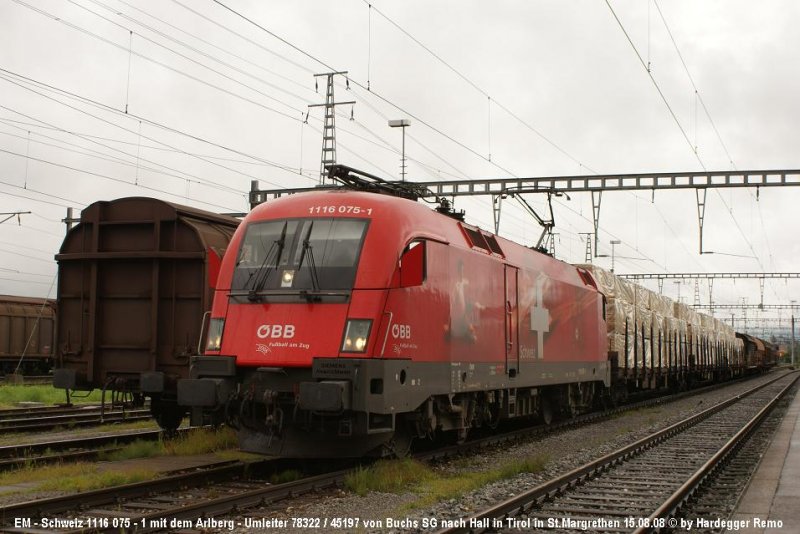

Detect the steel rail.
[
  {"left": 0, "top": 374, "right": 783, "bottom": 532},
  {"left": 0, "top": 429, "right": 162, "bottom": 459},
  {"left": 0, "top": 461, "right": 255, "bottom": 520},
  {"left": 0, "top": 429, "right": 199, "bottom": 471},
  {"left": 418, "top": 372, "right": 772, "bottom": 464},
  {"left": 72, "top": 468, "right": 350, "bottom": 534},
  {"left": 433, "top": 371, "right": 797, "bottom": 534},
  {"left": 0, "top": 409, "right": 152, "bottom": 433},
  {"left": 634, "top": 375, "right": 800, "bottom": 533}
]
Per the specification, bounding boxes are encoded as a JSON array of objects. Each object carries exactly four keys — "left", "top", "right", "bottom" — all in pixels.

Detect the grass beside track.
[
  {"left": 0, "top": 462, "right": 157, "bottom": 493},
  {"left": 0, "top": 385, "right": 104, "bottom": 408},
  {"left": 345, "top": 454, "right": 550, "bottom": 509},
  {"left": 99, "top": 426, "right": 239, "bottom": 461},
  {"left": 0, "top": 427, "right": 242, "bottom": 495}
]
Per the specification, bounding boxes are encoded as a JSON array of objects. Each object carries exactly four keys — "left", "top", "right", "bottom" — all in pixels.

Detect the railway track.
[
  {"left": 0, "top": 373, "right": 787, "bottom": 533},
  {"left": 0, "top": 429, "right": 181, "bottom": 472},
  {"left": 434, "top": 371, "right": 799, "bottom": 534},
  {"left": 0, "top": 405, "right": 152, "bottom": 433},
  {"left": 415, "top": 371, "right": 778, "bottom": 465},
  {"left": 0, "top": 456, "right": 349, "bottom": 533}
]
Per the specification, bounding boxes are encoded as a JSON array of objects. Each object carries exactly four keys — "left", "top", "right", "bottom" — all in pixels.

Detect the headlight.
[
  {"left": 205, "top": 318, "right": 224, "bottom": 352},
  {"left": 341, "top": 319, "right": 372, "bottom": 353}
]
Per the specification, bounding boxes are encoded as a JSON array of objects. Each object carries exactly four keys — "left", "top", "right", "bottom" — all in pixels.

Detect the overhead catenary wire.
[
  {"left": 339, "top": 5, "right": 676, "bottom": 268},
  {"left": 0, "top": 68, "right": 313, "bottom": 185},
  {"left": 114, "top": 0, "right": 316, "bottom": 98},
  {"left": 604, "top": 0, "right": 770, "bottom": 276},
  {"left": 0, "top": 181, "right": 77, "bottom": 209},
  {"left": 0, "top": 116, "right": 303, "bottom": 170},
  {"left": 210, "top": 0, "right": 520, "bottom": 178},
  {"left": 652, "top": 0, "right": 778, "bottom": 280},
  {"left": 0, "top": 1, "right": 788, "bottom": 306},
  {"left": 652, "top": 0, "right": 737, "bottom": 170},
  {"left": 171, "top": 0, "right": 315, "bottom": 77},
  {"left": 359, "top": 0, "right": 598, "bottom": 174},
  {"left": 206, "top": 0, "right": 677, "bottom": 273},
  {"left": 0, "top": 146, "right": 241, "bottom": 212},
  {"left": 14, "top": 0, "right": 305, "bottom": 122},
  {"left": 3, "top": 1, "right": 410, "bottom": 188},
  {"left": 354, "top": 1, "right": 768, "bottom": 281},
  {"left": 100, "top": 0, "right": 602, "bottom": 251},
  {"left": 119, "top": 0, "right": 524, "bottom": 186},
  {"left": 0, "top": 99, "right": 247, "bottom": 201},
  {"left": 604, "top": 0, "right": 704, "bottom": 172},
  {"left": 76, "top": 0, "right": 314, "bottom": 115},
  {"left": 204, "top": 1, "right": 590, "bottom": 254},
  {"left": 0, "top": 113, "right": 246, "bottom": 196}
]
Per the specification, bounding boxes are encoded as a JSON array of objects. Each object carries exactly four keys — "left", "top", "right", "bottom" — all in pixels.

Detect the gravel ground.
[
  {"left": 1, "top": 371, "right": 791, "bottom": 531},
  {"left": 211, "top": 370, "right": 793, "bottom": 534}
]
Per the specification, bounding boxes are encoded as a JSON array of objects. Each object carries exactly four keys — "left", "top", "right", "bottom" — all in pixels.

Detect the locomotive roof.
[{"left": 243, "top": 189, "right": 581, "bottom": 278}]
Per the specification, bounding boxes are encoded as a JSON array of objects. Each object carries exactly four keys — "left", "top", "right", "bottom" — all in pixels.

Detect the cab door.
[{"left": 504, "top": 265, "right": 519, "bottom": 376}]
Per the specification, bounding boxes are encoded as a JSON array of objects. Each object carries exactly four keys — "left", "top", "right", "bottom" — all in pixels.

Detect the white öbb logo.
[
  {"left": 256, "top": 324, "right": 295, "bottom": 339},
  {"left": 391, "top": 324, "right": 412, "bottom": 339}
]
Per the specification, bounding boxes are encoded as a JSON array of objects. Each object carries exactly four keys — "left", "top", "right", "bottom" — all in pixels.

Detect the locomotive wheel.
[{"left": 386, "top": 427, "right": 414, "bottom": 458}]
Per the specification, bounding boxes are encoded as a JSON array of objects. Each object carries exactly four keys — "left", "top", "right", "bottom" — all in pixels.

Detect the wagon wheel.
[{"left": 150, "top": 398, "right": 186, "bottom": 432}]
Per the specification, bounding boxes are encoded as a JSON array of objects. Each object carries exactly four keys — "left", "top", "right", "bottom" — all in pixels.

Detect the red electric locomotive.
[{"left": 179, "top": 174, "right": 608, "bottom": 457}]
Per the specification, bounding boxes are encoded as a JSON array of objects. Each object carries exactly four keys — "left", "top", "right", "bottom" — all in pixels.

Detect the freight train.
[
  {"left": 736, "top": 332, "right": 779, "bottom": 372},
  {"left": 177, "top": 167, "right": 777, "bottom": 458},
  {"left": 0, "top": 295, "right": 56, "bottom": 375},
  {"left": 52, "top": 197, "right": 239, "bottom": 429}
]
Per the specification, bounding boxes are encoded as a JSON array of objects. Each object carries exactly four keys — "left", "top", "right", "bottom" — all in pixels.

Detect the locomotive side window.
[
  {"left": 231, "top": 218, "right": 368, "bottom": 293},
  {"left": 459, "top": 223, "right": 504, "bottom": 257},
  {"left": 483, "top": 233, "right": 504, "bottom": 256},
  {"left": 462, "top": 226, "right": 490, "bottom": 252},
  {"left": 399, "top": 240, "right": 426, "bottom": 287}
]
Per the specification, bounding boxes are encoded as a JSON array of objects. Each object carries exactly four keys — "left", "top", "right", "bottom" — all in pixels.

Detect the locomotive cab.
[{"left": 178, "top": 193, "right": 434, "bottom": 456}]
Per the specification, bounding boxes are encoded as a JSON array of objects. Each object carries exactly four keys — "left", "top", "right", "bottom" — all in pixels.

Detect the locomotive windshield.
[{"left": 231, "top": 218, "right": 368, "bottom": 295}]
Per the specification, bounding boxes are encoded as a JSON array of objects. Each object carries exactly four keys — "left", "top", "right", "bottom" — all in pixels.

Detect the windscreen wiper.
[
  {"left": 248, "top": 221, "right": 288, "bottom": 301},
  {"left": 296, "top": 221, "right": 321, "bottom": 301}
]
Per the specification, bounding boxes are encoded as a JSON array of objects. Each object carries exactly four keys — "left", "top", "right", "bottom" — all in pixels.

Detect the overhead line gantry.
[
  {"left": 249, "top": 167, "right": 800, "bottom": 255},
  {"left": 618, "top": 272, "right": 800, "bottom": 311},
  {"left": 693, "top": 304, "right": 800, "bottom": 310}
]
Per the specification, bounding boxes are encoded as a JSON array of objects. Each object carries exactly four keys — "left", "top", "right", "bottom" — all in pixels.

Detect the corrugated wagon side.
[
  {"left": 0, "top": 295, "right": 56, "bottom": 374},
  {"left": 53, "top": 197, "right": 239, "bottom": 429}
]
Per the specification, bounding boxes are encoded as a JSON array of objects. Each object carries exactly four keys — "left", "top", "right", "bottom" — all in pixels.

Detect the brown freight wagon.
[
  {"left": 53, "top": 197, "right": 239, "bottom": 429},
  {"left": 0, "top": 295, "right": 56, "bottom": 375}
]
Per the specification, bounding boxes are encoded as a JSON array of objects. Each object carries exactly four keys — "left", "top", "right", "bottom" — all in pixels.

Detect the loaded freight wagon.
[
  {"left": 577, "top": 264, "right": 743, "bottom": 396},
  {"left": 53, "top": 197, "right": 239, "bottom": 429}
]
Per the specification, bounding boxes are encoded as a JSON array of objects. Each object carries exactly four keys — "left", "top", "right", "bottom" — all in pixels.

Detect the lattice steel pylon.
[
  {"left": 580, "top": 232, "right": 593, "bottom": 263},
  {"left": 309, "top": 72, "right": 355, "bottom": 184}
]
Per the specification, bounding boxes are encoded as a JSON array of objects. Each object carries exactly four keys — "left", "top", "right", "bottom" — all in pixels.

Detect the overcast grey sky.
[{"left": 1, "top": 0, "right": 798, "bottom": 336}]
